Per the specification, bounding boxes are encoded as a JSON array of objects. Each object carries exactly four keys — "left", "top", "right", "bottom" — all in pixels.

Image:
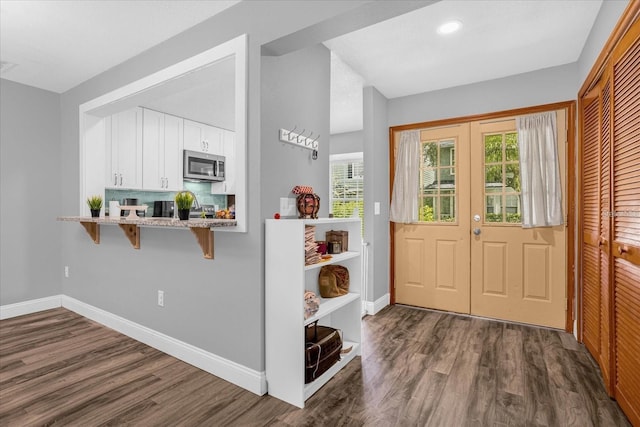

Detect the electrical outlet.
[
  {"left": 157, "top": 290, "right": 164, "bottom": 307},
  {"left": 279, "top": 197, "right": 297, "bottom": 217},
  {"left": 64, "top": 266, "right": 69, "bottom": 278}
]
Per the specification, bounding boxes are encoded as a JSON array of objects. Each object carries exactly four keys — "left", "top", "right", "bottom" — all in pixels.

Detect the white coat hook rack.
[{"left": 279, "top": 127, "right": 319, "bottom": 156}]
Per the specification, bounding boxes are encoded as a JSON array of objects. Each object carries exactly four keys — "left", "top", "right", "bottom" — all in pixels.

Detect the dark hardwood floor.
[{"left": 0, "top": 306, "right": 630, "bottom": 426}]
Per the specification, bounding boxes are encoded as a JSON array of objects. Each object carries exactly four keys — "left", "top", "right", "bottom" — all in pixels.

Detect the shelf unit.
[{"left": 265, "top": 218, "right": 362, "bottom": 408}]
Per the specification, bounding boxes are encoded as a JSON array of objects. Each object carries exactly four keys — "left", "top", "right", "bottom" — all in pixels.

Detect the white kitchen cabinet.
[
  {"left": 142, "top": 109, "right": 183, "bottom": 191},
  {"left": 183, "top": 119, "right": 222, "bottom": 154},
  {"left": 210, "top": 129, "right": 235, "bottom": 194},
  {"left": 265, "top": 218, "right": 362, "bottom": 408},
  {"left": 105, "top": 107, "right": 143, "bottom": 189}
]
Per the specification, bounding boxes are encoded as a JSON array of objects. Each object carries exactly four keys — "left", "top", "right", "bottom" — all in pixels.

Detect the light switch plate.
[
  {"left": 374, "top": 202, "right": 380, "bottom": 215},
  {"left": 280, "top": 197, "right": 297, "bottom": 217}
]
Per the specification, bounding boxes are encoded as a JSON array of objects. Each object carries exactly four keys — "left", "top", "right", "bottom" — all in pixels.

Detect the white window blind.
[{"left": 330, "top": 152, "right": 364, "bottom": 234}]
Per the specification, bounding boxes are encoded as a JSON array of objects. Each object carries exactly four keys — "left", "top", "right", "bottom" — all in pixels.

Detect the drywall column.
[
  {"left": 260, "top": 44, "right": 331, "bottom": 218},
  {"left": 363, "top": 86, "right": 390, "bottom": 309}
]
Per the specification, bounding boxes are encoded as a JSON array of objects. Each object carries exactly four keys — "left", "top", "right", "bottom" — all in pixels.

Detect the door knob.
[
  {"left": 473, "top": 228, "right": 481, "bottom": 236},
  {"left": 473, "top": 214, "right": 481, "bottom": 222}
]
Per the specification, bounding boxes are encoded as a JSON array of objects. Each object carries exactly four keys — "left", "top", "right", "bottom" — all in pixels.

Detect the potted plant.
[
  {"left": 86, "top": 195, "right": 103, "bottom": 218},
  {"left": 175, "top": 191, "right": 194, "bottom": 220}
]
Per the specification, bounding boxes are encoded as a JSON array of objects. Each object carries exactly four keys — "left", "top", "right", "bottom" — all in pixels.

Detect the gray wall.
[
  {"left": 1, "top": 79, "right": 62, "bottom": 304},
  {"left": 577, "top": 0, "right": 628, "bottom": 86},
  {"left": 54, "top": 1, "right": 366, "bottom": 373},
  {"left": 388, "top": 63, "right": 578, "bottom": 127},
  {"left": 363, "top": 87, "right": 390, "bottom": 302},
  {"left": 330, "top": 131, "right": 363, "bottom": 155},
  {"left": 261, "top": 44, "right": 331, "bottom": 218}
]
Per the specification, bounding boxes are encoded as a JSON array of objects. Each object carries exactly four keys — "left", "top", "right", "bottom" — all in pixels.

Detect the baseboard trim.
[
  {"left": 365, "top": 293, "right": 390, "bottom": 315},
  {"left": 1, "top": 295, "right": 266, "bottom": 395},
  {"left": 0, "top": 295, "right": 62, "bottom": 320}
]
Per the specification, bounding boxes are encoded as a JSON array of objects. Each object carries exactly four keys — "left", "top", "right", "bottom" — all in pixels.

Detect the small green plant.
[
  {"left": 175, "top": 191, "right": 194, "bottom": 210},
  {"left": 86, "top": 195, "right": 103, "bottom": 210}
]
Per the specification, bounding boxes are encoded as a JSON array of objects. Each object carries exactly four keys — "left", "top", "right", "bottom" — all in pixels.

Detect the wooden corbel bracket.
[
  {"left": 191, "top": 227, "right": 214, "bottom": 259},
  {"left": 119, "top": 224, "right": 140, "bottom": 249},
  {"left": 80, "top": 221, "right": 100, "bottom": 244}
]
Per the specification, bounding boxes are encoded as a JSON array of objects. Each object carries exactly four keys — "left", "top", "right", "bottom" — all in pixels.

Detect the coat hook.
[
  {"left": 305, "top": 132, "right": 314, "bottom": 146},
  {"left": 288, "top": 126, "right": 297, "bottom": 141},
  {"left": 312, "top": 149, "right": 318, "bottom": 160},
  {"left": 297, "top": 129, "right": 306, "bottom": 143}
]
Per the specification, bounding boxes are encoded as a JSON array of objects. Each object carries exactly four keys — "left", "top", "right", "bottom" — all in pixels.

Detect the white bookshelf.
[{"left": 265, "top": 218, "right": 362, "bottom": 408}]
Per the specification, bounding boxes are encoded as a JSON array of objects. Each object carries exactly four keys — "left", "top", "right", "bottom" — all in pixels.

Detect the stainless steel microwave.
[{"left": 183, "top": 150, "right": 225, "bottom": 182}]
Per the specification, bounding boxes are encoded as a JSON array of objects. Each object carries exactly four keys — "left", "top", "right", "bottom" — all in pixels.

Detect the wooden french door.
[
  {"left": 469, "top": 112, "right": 567, "bottom": 329},
  {"left": 394, "top": 124, "right": 471, "bottom": 314},
  {"left": 394, "top": 111, "right": 567, "bottom": 329}
]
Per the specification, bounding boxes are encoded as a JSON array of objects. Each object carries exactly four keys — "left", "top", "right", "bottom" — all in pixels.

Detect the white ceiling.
[
  {"left": 326, "top": 0, "right": 603, "bottom": 133},
  {"left": 0, "top": 0, "right": 240, "bottom": 93},
  {"left": 0, "top": 0, "right": 603, "bottom": 134}
]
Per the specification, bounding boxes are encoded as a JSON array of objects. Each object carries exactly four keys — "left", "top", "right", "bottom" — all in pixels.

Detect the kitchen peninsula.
[{"left": 57, "top": 216, "right": 236, "bottom": 259}]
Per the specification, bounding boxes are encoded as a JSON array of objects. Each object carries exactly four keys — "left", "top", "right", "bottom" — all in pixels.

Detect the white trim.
[
  {"left": 365, "top": 293, "right": 390, "bottom": 315},
  {"left": 1, "top": 295, "right": 266, "bottom": 396},
  {"left": 61, "top": 296, "right": 266, "bottom": 396},
  {"left": 0, "top": 295, "right": 63, "bottom": 320},
  {"left": 78, "top": 34, "right": 248, "bottom": 232},
  {"left": 329, "top": 152, "right": 363, "bottom": 162}
]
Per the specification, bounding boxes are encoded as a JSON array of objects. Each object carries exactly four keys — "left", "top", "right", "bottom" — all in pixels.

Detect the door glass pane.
[
  {"left": 440, "top": 196, "right": 455, "bottom": 222},
  {"left": 438, "top": 168, "right": 455, "bottom": 189},
  {"left": 505, "top": 194, "right": 521, "bottom": 223},
  {"left": 486, "top": 195, "right": 503, "bottom": 222},
  {"left": 423, "top": 169, "right": 437, "bottom": 188},
  {"left": 439, "top": 140, "right": 454, "bottom": 166},
  {"left": 418, "top": 136, "right": 457, "bottom": 223},
  {"left": 483, "top": 131, "right": 521, "bottom": 225},
  {"left": 505, "top": 163, "right": 520, "bottom": 192},
  {"left": 505, "top": 133, "right": 519, "bottom": 161},
  {"left": 485, "top": 165, "right": 502, "bottom": 187},
  {"left": 484, "top": 134, "right": 503, "bottom": 163},
  {"left": 420, "top": 196, "right": 437, "bottom": 222},
  {"left": 423, "top": 142, "right": 438, "bottom": 167}
]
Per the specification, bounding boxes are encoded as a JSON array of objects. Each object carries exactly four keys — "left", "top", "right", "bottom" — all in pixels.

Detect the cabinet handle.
[
  {"left": 114, "top": 173, "right": 118, "bottom": 186},
  {"left": 119, "top": 174, "right": 123, "bottom": 186},
  {"left": 618, "top": 245, "right": 629, "bottom": 255},
  {"left": 164, "top": 177, "right": 168, "bottom": 188}
]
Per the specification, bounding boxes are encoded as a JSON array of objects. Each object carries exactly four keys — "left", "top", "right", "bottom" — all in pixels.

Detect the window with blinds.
[{"left": 330, "top": 152, "right": 364, "bottom": 235}]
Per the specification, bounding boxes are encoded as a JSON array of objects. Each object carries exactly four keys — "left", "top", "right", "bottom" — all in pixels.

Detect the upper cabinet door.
[
  {"left": 163, "top": 113, "right": 183, "bottom": 191},
  {"left": 108, "top": 107, "right": 143, "bottom": 189},
  {"left": 183, "top": 119, "right": 222, "bottom": 154},
  {"left": 142, "top": 109, "right": 184, "bottom": 191},
  {"left": 142, "top": 108, "right": 164, "bottom": 191},
  {"left": 211, "top": 130, "right": 236, "bottom": 195}
]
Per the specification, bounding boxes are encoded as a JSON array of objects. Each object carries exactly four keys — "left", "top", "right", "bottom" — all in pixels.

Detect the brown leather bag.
[{"left": 318, "top": 265, "right": 349, "bottom": 298}]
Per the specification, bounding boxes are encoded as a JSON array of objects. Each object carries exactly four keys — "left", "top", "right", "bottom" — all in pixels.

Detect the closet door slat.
[{"left": 612, "top": 26, "right": 640, "bottom": 425}]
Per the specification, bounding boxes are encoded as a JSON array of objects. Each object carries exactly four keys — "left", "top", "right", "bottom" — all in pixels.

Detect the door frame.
[{"left": 389, "top": 100, "right": 577, "bottom": 333}]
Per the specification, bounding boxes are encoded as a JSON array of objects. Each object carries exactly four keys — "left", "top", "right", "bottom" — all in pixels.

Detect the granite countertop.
[{"left": 57, "top": 216, "right": 237, "bottom": 228}]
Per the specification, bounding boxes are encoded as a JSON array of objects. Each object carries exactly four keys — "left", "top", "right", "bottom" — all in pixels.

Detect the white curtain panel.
[
  {"left": 390, "top": 130, "right": 420, "bottom": 223},
  {"left": 516, "top": 112, "right": 564, "bottom": 228}
]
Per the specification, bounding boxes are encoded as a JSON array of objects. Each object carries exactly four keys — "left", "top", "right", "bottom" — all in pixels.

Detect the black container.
[{"left": 152, "top": 201, "right": 174, "bottom": 218}]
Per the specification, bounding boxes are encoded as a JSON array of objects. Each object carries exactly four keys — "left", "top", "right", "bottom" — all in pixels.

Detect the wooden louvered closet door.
[
  {"left": 580, "top": 12, "right": 639, "bottom": 426},
  {"left": 580, "top": 78, "right": 612, "bottom": 393},
  {"left": 611, "top": 20, "right": 640, "bottom": 426}
]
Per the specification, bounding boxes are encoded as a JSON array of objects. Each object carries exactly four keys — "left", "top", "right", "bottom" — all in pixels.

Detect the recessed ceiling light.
[{"left": 437, "top": 20, "right": 462, "bottom": 35}]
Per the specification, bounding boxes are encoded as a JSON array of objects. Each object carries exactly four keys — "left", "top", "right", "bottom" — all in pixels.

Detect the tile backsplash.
[{"left": 105, "top": 182, "right": 227, "bottom": 217}]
